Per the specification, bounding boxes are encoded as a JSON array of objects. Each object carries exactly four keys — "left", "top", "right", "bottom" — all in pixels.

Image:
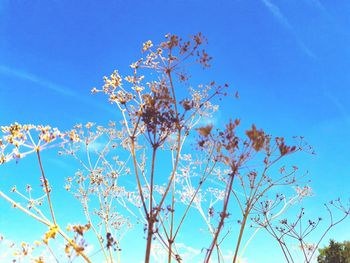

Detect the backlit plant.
[{"left": 1, "top": 34, "right": 349, "bottom": 263}]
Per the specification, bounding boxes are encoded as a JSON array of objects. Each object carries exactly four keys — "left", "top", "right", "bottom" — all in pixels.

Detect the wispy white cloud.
[
  {"left": 304, "top": 0, "right": 348, "bottom": 38},
  {"left": 261, "top": 0, "right": 316, "bottom": 58},
  {"left": 0, "top": 64, "right": 115, "bottom": 114},
  {"left": 261, "top": 0, "right": 292, "bottom": 30},
  {"left": 322, "top": 88, "right": 350, "bottom": 126},
  {"left": 305, "top": 0, "right": 327, "bottom": 12},
  {"left": 0, "top": 64, "right": 75, "bottom": 96},
  {"left": 304, "top": 0, "right": 335, "bottom": 25}
]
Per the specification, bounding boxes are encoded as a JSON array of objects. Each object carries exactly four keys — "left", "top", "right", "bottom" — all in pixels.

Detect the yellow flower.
[
  {"left": 43, "top": 225, "right": 58, "bottom": 244},
  {"left": 85, "top": 122, "right": 95, "bottom": 129},
  {"left": 134, "top": 86, "right": 144, "bottom": 92},
  {"left": 68, "top": 130, "right": 81, "bottom": 142},
  {"left": 142, "top": 40, "right": 153, "bottom": 52}
]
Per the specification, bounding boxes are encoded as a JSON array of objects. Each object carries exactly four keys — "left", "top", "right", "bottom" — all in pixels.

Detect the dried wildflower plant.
[
  {"left": 252, "top": 198, "right": 350, "bottom": 263},
  {"left": 0, "top": 33, "right": 349, "bottom": 263}
]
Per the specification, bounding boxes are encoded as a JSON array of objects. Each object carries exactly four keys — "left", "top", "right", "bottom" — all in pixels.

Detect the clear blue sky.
[{"left": 1, "top": 0, "right": 350, "bottom": 262}]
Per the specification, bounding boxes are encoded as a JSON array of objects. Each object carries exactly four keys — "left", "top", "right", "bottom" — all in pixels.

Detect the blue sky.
[{"left": 1, "top": 0, "right": 350, "bottom": 262}]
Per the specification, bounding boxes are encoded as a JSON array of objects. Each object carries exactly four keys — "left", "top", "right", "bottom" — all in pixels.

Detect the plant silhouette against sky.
[{"left": 0, "top": 33, "right": 349, "bottom": 263}]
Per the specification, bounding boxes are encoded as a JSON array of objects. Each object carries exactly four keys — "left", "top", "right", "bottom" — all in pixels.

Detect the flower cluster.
[{"left": 0, "top": 123, "right": 70, "bottom": 164}]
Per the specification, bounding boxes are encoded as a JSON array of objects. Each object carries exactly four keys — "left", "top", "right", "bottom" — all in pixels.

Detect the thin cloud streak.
[
  {"left": 304, "top": 0, "right": 333, "bottom": 24},
  {"left": 323, "top": 88, "right": 350, "bottom": 126},
  {"left": 261, "top": 0, "right": 292, "bottom": 30},
  {"left": 304, "top": 0, "right": 349, "bottom": 39},
  {"left": 306, "top": 0, "right": 327, "bottom": 12},
  {"left": 261, "top": 0, "right": 316, "bottom": 58},
  {"left": 0, "top": 64, "right": 115, "bottom": 114},
  {"left": 0, "top": 64, "right": 75, "bottom": 96}
]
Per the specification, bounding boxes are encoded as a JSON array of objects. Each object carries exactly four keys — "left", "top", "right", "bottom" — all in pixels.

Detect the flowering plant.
[{"left": 1, "top": 34, "right": 349, "bottom": 263}]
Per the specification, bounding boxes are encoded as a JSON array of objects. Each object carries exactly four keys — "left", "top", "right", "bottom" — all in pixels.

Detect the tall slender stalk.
[
  {"left": 36, "top": 149, "right": 56, "bottom": 225},
  {"left": 167, "top": 178, "right": 176, "bottom": 263},
  {"left": 205, "top": 170, "right": 236, "bottom": 263},
  {"left": 145, "top": 146, "right": 157, "bottom": 263},
  {"left": 232, "top": 204, "right": 250, "bottom": 263}
]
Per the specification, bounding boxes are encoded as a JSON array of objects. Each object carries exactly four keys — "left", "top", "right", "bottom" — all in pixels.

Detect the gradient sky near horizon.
[{"left": 1, "top": 0, "right": 350, "bottom": 262}]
